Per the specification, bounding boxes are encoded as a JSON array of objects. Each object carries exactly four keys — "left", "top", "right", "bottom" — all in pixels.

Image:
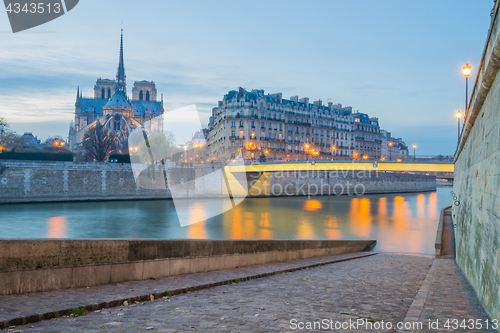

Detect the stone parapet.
[{"left": 0, "top": 239, "right": 375, "bottom": 295}]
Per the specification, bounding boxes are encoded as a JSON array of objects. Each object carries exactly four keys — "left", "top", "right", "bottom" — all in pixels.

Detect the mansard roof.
[{"left": 222, "top": 87, "right": 344, "bottom": 114}]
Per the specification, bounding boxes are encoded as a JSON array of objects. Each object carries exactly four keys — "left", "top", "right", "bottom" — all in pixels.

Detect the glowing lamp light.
[
  {"left": 463, "top": 63, "right": 471, "bottom": 77},
  {"left": 388, "top": 142, "right": 393, "bottom": 147},
  {"left": 413, "top": 144, "right": 416, "bottom": 149},
  {"left": 331, "top": 146, "right": 336, "bottom": 150},
  {"left": 397, "top": 158, "right": 402, "bottom": 162},
  {"left": 264, "top": 150, "right": 269, "bottom": 154},
  {"left": 363, "top": 155, "right": 368, "bottom": 160},
  {"left": 60, "top": 142, "right": 65, "bottom": 146},
  {"left": 456, "top": 111, "right": 462, "bottom": 119}
]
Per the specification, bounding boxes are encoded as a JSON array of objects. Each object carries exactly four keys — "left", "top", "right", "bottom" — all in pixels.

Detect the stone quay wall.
[
  {"left": 0, "top": 239, "right": 375, "bottom": 295},
  {"left": 453, "top": 3, "right": 500, "bottom": 322},
  {"left": 0, "top": 161, "right": 436, "bottom": 203},
  {"left": 247, "top": 170, "right": 435, "bottom": 197}
]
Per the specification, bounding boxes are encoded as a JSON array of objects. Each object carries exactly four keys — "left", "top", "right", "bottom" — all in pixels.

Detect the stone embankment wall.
[
  {"left": 247, "top": 171, "right": 435, "bottom": 197},
  {"left": 453, "top": 2, "right": 500, "bottom": 322},
  {"left": 0, "top": 239, "right": 375, "bottom": 295},
  {"left": 0, "top": 161, "right": 435, "bottom": 203}
]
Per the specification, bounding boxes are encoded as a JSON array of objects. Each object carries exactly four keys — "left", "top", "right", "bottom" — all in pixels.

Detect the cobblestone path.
[
  {"left": 417, "top": 259, "right": 496, "bottom": 333},
  {"left": 4, "top": 254, "right": 433, "bottom": 332}
]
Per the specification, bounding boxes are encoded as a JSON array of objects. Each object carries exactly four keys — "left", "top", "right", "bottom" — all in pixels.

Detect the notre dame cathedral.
[{"left": 68, "top": 30, "right": 164, "bottom": 151}]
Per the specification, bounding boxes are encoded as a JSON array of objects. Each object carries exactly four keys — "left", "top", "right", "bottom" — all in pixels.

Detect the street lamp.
[
  {"left": 463, "top": 64, "right": 471, "bottom": 112},
  {"left": 456, "top": 111, "right": 462, "bottom": 143},
  {"left": 412, "top": 144, "right": 416, "bottom": 161},
  {"left": 388, "top": 142, "right": 393, "bottom": 161}
]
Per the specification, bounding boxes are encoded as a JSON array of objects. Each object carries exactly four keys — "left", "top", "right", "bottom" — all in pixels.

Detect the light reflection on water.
[{"left": 0, "top": 187, "right": 451, "bottom": 254}]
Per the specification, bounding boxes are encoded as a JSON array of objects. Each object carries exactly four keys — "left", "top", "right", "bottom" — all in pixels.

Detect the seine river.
[{"left": 0, "top": 187, "right": 452, "bottom": 255}]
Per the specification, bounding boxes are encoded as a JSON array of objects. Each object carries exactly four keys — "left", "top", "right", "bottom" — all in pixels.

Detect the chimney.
[
  {"left": 290, "top": 95, "right": 299, "bottom": 102},
  {"left": 271, "top": 92, "right": 283, "bottom": 103},
  {"left": 328, "top": 102, "right": 333, "bottom": 111},
  {"left": 299, "top": 97, "right": 309, "bottom": 108}
]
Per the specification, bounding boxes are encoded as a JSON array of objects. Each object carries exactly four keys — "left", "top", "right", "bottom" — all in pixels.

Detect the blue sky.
[{"left": 0, "top": 0, "right": 494, "bottom": 155}]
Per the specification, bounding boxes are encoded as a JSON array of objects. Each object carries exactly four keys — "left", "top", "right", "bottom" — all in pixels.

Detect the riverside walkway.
[{"left": 0, "top": 253, "right": 494, "bottom": 332}]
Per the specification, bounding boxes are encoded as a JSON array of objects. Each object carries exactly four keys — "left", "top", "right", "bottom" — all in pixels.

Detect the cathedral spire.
[{"left": 116, "top": 29, "right": 126, "bottom": 94}]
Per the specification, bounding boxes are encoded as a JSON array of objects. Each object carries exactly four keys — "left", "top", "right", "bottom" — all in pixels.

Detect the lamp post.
[
  {"left": 331, "top": 145, "right": 336, "bottom": 161},
  {"left": 388, "top": 142, "right": 393, "bottom": 161},
  {"left": 413, "top": 144, "right": 416, "bottom": 161},
  {"left": 456, "top": 111, "right": 462, "bottom": 143},
  {"left": 463, "top": 64, "right": 471, "bottom": 112}
]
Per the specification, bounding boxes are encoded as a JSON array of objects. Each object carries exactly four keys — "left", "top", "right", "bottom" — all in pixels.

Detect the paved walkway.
[{"left": 1, "top": 254, "right": 495, "bottom": 332}]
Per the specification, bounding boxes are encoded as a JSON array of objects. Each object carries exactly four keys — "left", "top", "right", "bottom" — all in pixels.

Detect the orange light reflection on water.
[
  {"left": 296, "top": 219, "right": 316, "bottom": 239},
  {"left": 416, "top": 194, "right": 426, "bottom": 220},
  {"left": 428, "top": 192, "right": 438, "bottom": 220},
  {"left": 223, "top": 208, "right": 257, "bottom": 239},
  {"left": 324, "top": 216, "right": 341, "bottom": 239},
  {"left": 47, "top": 216, "right": 67, "bottom": 238},
  {"left": 349, "top": 197, "right": 372, "bottom": 238},
  {"left": 258, "top": 212, "right": 274, "bottom": 239},
  {"left": 304, "top": 200, "right": 322, "bottom": 211}
]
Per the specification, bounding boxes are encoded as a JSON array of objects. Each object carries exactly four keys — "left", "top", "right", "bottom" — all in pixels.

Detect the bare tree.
[
  {"left": 82, "top": 122, "right": 118, "bottom": 162},
  {"left": 0, "top": 117, "right": 11, "bottom": 136}
]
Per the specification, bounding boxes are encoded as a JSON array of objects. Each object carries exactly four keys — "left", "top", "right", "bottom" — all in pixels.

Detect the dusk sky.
[{"left": 0, "top": 0, "right": 494, "bottom": 155}]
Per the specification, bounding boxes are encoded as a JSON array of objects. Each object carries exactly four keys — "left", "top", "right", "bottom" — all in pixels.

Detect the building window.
[
  {"left": 239, "top": 130, "right": 243, "bottom": 138},
  {"left": 241, "top": 101, "right": 244, "bottom": 107},
  {"left": 233, "top": 102, "right": 237, "bottom": 108},
  {"left": 239, "top": 121, "right": 243, "bottom": 127},
  {"left": 146, "top": 91, "right": 150, "bottom": 101},
  {"left": 107, "top": 88, "right": 111, "bottom": 98},
  {"left": 231, "top": 121, "right": 235, "bottom": 128},
  {"left": 139, "top": 90, "right": 143, "bottom": 100},
  {"left": 101, "top": 88, "right": 105, "bottom": 99}
]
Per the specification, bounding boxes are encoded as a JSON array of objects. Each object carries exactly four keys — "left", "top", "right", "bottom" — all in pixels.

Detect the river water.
[{"left": 0, "top": 187, "right": 452, "bottom": 255}]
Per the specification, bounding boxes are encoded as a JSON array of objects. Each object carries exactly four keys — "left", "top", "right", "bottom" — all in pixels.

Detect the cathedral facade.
[{"left": 68, "top": 30, "right": 164, "bottom": 151}]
